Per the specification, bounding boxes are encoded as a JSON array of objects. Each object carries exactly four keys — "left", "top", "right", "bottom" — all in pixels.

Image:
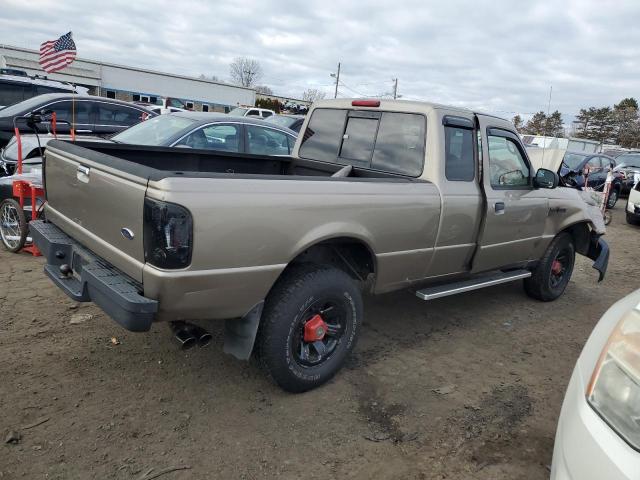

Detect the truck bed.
[{"left": 53, "top": 140, "right": 418, "bottom": 182}]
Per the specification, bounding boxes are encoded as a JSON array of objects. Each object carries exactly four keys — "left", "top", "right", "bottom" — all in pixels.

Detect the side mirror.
[{"left": 534, "top": 168, "right": 559, "bottom": 189}]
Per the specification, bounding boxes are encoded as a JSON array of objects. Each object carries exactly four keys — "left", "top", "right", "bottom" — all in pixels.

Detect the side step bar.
[{"left": 415, "top": 269, "right": 532, "bottom": 301}]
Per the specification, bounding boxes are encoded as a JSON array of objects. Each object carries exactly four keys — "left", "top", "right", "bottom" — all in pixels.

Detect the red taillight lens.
[{"left": 352, "top": 100, "right": 380, "bottom": 107}]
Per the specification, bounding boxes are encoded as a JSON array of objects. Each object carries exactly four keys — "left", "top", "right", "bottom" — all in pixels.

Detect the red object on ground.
[
  {"left": 51, "top": 111, "right": 57, "bottom": 138},
  {"left": 12, "top": 180, "right": 44, "bottom": 257},
  {"left": 304, "top": 314, "right": 328, "bottom": 342}
]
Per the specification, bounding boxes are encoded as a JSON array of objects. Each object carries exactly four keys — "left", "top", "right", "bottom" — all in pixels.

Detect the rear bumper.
[{"left": 31, "top": 220, "right": 158, "bottom": 332}]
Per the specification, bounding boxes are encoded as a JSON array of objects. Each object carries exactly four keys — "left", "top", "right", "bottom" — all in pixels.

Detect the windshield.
[
  {"left": 228, "top": 108, "right": 247, "bottom": 116},
  {"left": 111, "top": 115, "right": 198, "bottom": 145},
  {"left": 563, "top": 152, "right": 588, "bottom": 170},
  {"left": 615, "top": 153, "right": 640, "bottom": 168}
]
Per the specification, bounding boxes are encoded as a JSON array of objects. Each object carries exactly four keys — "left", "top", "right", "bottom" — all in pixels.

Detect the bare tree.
[
  {"left": 302, "top": 88, "right": 326, "bottom": 103},
  {"left": 229, "top": 57, "right": 263, "bottom": 88},
  {"left": 255, "top": 85, "right": 273, "bottom": 95}
]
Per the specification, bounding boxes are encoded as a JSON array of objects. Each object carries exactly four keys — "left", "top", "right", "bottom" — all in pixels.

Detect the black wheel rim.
[
  {"left": 608, "top": 191, "right": 617, "bottom": 206},
  {"left": 550, "top": 247, "right": 572, "bottom": 288},
  {"left": 291, "top": 297, "right": 347, "bottom": 367}
]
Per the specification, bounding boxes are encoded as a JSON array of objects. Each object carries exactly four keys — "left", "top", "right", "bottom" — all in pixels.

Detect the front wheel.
[
  {"left": 0, "top": 198, "right": 27, "bottom": 253},
  {"left": 524, "top": 233, "right": 575, "bottom": 302},
  {"left": 257, "top": 264, "right": 363, "bottom": 393}
]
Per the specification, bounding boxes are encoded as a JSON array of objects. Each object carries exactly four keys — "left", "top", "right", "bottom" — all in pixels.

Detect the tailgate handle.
[{"left": 77, "top": 165, "right": 90, "bottom": 183}]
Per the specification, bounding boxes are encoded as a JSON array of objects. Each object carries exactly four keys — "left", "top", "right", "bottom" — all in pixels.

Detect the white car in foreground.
[{"left": 551, "top": 289, "right": 640, "bottom": 479}]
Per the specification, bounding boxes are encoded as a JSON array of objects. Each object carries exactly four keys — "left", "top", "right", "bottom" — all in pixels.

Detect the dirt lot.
[{"left": 1, "top": 207, "right": 638, "bottom": 480}]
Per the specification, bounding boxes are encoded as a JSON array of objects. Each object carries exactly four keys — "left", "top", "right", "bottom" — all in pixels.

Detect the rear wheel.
[
  {"left": 627, "top": 211, "right": 640, "bottom": 226},
  {"left": 524, "top": 233, "right": 575, "bottom": 302},
  {"left": 257, "top": 264, "right": 362, "bottom": 393},
  {"left": 0, "top": 199, "right": 27, "bottom": 253}
]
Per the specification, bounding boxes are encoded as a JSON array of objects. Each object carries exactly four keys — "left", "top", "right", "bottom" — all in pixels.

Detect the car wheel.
[
  {"left": 257, "top": 263, "right": 362, "bottom": 393},
  {"left": 627, "top": 211, "right": 640, "bottom": 226},
  {"left": 0, "top": 198, "right": 27, "bottom": 253},
  {"left": 606, "top": 188, "right": 619, "bottom": 208},
  {"left": 524, "top": 233, "right": 575, "bottom": 302}
]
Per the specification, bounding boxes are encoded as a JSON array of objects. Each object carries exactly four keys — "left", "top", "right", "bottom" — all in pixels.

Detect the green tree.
[
  {"left": 512, "top": 115, "right": 524, "bottom": 133},
  {"left": 523, "top": 111, "right": 547, "bottom": 135},
  {"left": 613, "top": 97, "right": 639, "bottom": 147},
  {"left": 546, "top": 110, "right": 564, "bottom": 138}
]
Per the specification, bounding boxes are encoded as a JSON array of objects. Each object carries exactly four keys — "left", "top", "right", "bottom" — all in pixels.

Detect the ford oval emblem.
[{"left": 121, "top": 228, "right": 135, "bottom": 240}]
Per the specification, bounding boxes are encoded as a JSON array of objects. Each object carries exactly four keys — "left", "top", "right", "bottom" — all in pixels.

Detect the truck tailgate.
[{"left": 44, "top": 143, "right": 147, "bottom": 282}]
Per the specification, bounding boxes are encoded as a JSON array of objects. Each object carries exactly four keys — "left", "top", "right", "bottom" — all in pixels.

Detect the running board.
[{"left": 415, "top": 269, "right": 531, "bottom": 301}]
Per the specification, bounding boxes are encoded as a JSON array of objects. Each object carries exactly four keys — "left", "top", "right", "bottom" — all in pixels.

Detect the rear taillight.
[{"left": 143, "top": 198, "right": 193, "bottom": 269}]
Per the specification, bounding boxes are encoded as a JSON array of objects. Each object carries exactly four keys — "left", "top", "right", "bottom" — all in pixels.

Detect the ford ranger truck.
[{"left": 30, "top": 99, "right": 609, "bottom": 392}]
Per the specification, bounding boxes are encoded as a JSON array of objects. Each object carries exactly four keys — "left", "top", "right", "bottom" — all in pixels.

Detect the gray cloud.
[{"left": 2, "top": 0, "right": 639, "bottom": 121}]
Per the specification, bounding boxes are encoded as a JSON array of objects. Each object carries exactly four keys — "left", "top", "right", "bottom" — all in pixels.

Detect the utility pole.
[
  {"left": 332, "top": 62, "right": 341, "bottom": 99},
  {"left": 393, "top": 78, "right": 398, "bottom": 100}
]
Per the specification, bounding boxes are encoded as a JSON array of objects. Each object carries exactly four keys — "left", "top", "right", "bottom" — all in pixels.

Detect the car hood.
[{"left": 527, "top": 148, "right": 567, "bottom": 173}]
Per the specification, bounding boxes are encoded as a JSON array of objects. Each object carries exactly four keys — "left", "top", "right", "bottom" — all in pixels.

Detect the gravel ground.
[{"left": 1, "top": 207, "right": 638, "bottom": 480}]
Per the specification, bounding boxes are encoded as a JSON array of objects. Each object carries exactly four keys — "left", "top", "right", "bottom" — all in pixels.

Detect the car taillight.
[{"left": 143, "top": 198, "right": 192, "bottom": 269}]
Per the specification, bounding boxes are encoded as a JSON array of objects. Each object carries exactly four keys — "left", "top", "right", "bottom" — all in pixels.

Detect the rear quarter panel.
[{"left": 143, "top": 176, "right": 441, "bottom": 320}]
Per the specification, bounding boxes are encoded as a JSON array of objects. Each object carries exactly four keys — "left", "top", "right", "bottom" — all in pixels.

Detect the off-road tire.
[
  {"left": 524, "top": 233, "right": 575, "bottom": 302},
  {"left": 257, "top": 264, "right": 362, "bottom": 393},
  {"left": 0, "top": 198, "right": 27, "bottom": 253}
]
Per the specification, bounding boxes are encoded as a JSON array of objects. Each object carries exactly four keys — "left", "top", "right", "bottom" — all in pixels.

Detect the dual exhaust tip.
[{"left": 170, "top": 321, "right": 212, "bottom": 350}]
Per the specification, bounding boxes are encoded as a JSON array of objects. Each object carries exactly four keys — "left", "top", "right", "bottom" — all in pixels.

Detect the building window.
[
  {"left": 202, "top": 104, "right": 209, "bottom": 112},
  {"left": 149, "top": 96, "right": 157, "bottom": 104},
  {"left": 185, "top": 101, "right": 194, "bottom": 110},
  {"left": 106, "top": 90, "right": 116, "bottom": 99},
  {"left": 132, "top": 94, "right": 140, "bottom": 102}
]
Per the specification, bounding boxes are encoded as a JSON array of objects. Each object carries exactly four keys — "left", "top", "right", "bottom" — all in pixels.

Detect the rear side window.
[
  {"left": 444, "top": 126, "right": 475, "bottom": 181},
  {"left": 97, "top": 104, "right": 143, "bottom": 125},
  {"left": 299, "top": 108, "right": 425, "bottom": 176}
]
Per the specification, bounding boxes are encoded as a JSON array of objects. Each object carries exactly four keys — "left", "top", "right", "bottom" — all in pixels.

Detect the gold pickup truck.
[{"left": 30, "top": 99, "right": 609, "bottom": 392}]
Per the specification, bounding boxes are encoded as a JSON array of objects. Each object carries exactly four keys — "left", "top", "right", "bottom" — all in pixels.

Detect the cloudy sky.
[{"left": 2, "top": 0, "right": 639, "bottom": 120}]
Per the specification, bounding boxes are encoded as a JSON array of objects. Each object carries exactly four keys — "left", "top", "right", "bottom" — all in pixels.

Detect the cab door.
[{"left": 471, "top": 117, "right": 549, "bottom": 272}]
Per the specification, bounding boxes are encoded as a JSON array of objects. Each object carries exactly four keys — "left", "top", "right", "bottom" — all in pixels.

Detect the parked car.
[
  {"left": 31, "top": 98, "right": 608, "bottom": 393},
  {"left": 626, "top": 180, "right": 640, "bottom": 225},
  {"left": 613, "top": 152, "right": 640, "bottom": 195},
  {"left": 228, "top": 106, "right": 275, "bottom": 118},
  {"left": 264, "top": 114, "right": 305, "bottom": 133},
  {"left": 110, "top": 111, "right": 297, "bottom": 155},
  {"left": 0, "top": 69, "right": 83, "bottom": 109},
  {"left": 0, "top": 94, "right": 156, "bottom": 147},
  {"left": 560, "top": 152, "right": 624, "bottom": 208},
  {"left": 551, "top": 289, "right": 640, "bottom": 480}
]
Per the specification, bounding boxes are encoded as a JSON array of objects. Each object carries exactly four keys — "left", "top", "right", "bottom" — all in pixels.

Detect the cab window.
[
  {"left": 488, "top": 135, "right": 530, "bottom": 187},
  {"left": 177, "top": 124, "right": 240, "bottom": 152},
  {"left": 444, "top": 126, "right": 475, "bottom": 181},
  {"left": 48, "top": 101, "right": 93, "bottom": 124}
]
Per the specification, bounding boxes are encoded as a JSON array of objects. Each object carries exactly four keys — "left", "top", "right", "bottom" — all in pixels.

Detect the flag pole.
[{"left": 71, "top": 84, "right": 76, "bottom": 141}]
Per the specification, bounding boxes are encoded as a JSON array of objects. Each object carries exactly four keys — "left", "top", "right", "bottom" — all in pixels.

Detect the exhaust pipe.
[
  {"left": 169, "top": 321, "right": 197, "bottom": 350},
  {"left": 187, "top": 324, "right": 212, "bottom": 347},
  {"left": 169, "top": 321, "right": 212, "bottom": 349}
]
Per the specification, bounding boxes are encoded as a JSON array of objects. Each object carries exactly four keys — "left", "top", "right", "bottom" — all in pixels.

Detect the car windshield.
[
  {"left": 0, "top": 95, "right": 51, "bottom": 117},
  {"left": 615, "top": 153, "right": 640, "bottom": 168},
  {"left": 563, "top": 152, "right": 588, "bottom": 170},
  {"left": 228, "top": 108, "right": 247, "bottom": 116},
  {"left": 265, "top": 116, "right": 295, "bottom": 128},
  {"left": 111, "top": 115, "right": 198, "bottom": 145}
]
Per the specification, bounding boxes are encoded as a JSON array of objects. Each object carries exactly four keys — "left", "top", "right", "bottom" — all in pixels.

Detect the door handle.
[
  {"left": 76, "top": 129, "right": 93, "bottom": 133},
  {"left": 494, "top": 202, "right": 505, "bottom": 215},
  {"left": 77, "top": 165, "right": 90, "bottom": 183}
]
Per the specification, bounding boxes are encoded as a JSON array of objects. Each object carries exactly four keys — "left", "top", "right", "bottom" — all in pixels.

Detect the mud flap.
[
  {"left": 586, "top": 235, "right": 609, "bottom": 282},
  {"left": 223, "top": 301, "right": 264, "bottom": 360}
]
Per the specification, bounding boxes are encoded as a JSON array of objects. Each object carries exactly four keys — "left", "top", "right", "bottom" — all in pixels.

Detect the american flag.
[{"left": 39, "top": 32, "right": 77, "bottom": 73}]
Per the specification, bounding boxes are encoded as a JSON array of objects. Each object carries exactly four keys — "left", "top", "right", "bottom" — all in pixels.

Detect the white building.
[{"left": 0, "top": 44, "right": 255, "bottom": 112}]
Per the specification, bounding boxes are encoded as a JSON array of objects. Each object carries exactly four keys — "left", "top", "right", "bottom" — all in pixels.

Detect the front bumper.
[
  {"left": 551, "top": 364, "right": 639, "bottom": 480},
  {"left": 31, "top": 220, "right": 158, "bottom": 332}
]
